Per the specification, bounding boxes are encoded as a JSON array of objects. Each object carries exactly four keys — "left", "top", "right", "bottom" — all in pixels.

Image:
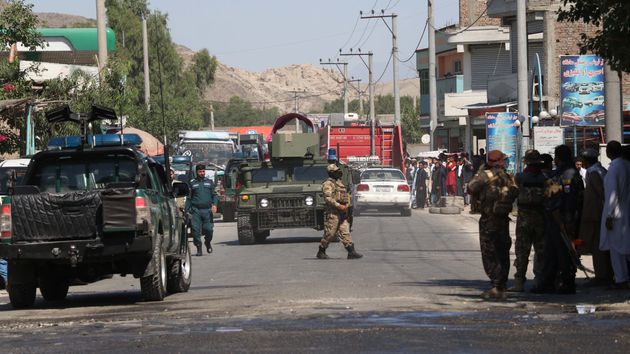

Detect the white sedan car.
[{"left": 354, "top": 167, "right": 411, "bottom": 216}]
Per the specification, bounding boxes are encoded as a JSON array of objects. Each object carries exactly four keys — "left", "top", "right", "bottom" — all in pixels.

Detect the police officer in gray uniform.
[{"left": 185, "top": 164, "right": 218, "bottom": 256}]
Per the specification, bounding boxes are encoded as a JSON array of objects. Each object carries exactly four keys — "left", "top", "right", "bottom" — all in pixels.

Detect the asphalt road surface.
[{"left": 1, "top": 209, "right": 630, "bottom": 353}]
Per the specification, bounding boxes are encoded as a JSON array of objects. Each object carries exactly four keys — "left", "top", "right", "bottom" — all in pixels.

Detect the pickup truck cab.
[{"left": 0, "top": 134, "right": 192, "bottom": 308}]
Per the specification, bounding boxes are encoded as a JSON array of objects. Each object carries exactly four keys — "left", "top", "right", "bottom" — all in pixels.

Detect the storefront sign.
[
  {"left": 533, "top": 126, "right": 564, "bottom": 156},
  {"left": 486, "top": 112, "right": 519, "bottom": 173},
  {"left": 560, "top": 55, "right": 605, "bottom": 126}
]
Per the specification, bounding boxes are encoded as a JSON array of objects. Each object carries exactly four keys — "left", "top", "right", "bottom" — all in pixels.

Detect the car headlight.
[
  {"left": 260, "top": 198, "right": 269, "bottom": 208},
  {"left": 305, "top": 196, "right": 314, "bottom": 206}
]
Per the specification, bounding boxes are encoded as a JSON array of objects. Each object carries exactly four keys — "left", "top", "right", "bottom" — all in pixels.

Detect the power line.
[
  {"left": 399, "top": 20, "right": 428, "bottom": 63},
  {"left": 432, "top": 0, "right": 495, "bottom": 35},
  {"left": 374, "top": 52, "right": 393, "bottom": 85}
]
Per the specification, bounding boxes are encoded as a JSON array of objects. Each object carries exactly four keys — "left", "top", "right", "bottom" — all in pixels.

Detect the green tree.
[
  {"left": 558, "top": 1, "right": 630, "bottom": 73},
  {"left": 213, "top": 96, "right": 280, "bottom": 127},
  {"left": 0, "top": 0, "right": 43, "bottom": 50},
  {"left": 190, "top": 48, "right": 218, "bottom": 93}
]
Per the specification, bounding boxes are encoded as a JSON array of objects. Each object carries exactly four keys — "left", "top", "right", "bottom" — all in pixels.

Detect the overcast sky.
[{"left": 32, "top": 0, "right": 459, "bottom": 79}]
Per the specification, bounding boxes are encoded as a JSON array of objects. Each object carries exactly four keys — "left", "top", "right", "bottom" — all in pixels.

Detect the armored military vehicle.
[{"left": 234, "top": 113, "right": 354, "bottom": 245}]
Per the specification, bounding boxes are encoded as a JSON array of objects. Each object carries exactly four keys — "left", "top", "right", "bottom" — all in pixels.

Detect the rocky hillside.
[
  {"left": 32, "top": 11, "right": 419, "bottom": 113},
  {"left": 177, "top": 45, "right": 419, "bottom": 113}
]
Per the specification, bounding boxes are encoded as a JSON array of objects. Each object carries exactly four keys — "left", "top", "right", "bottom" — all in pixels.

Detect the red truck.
[{"left": 319, "top": 122, "right": 405, "bottom": 173}]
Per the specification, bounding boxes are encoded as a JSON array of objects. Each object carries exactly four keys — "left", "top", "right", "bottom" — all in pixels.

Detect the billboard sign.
[
  {"left": 486, "top": 112, "right": 519, "bottom": 173},
  {"left": 533, "top": 126, "right": 564, "bottom": 157},
  {"left": 560, "top": 55, "right": 605, "bottom": 126}
]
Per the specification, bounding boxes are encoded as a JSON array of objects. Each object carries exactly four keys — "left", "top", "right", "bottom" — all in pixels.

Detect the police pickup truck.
[{"left": 0, "top": 106, "right": 191, "bottom": 308}]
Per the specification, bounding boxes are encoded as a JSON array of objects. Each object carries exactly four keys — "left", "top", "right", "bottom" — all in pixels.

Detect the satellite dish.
[{"left": 421, "top": 134, "right": 430, "bottom": 145}]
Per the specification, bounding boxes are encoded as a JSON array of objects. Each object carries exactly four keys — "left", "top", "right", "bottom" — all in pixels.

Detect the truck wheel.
[
  {"left": 237, "top": 212, "right": 255, "bottom": 245},
  {"left": 167, "top": 242, "right": 192, "bottom": 293},
  {"left": 7, "top": 264, "right": 37, "bottom": 308},
  {"left": 254, "top": 230, "right": 270, "bottom": 243},
  {"left": 222, "top": 205, "right": 236, "bottom": 222},
  {"left": 39, "top": 277, "right": 69, "bottom": 302},
  {"left": 140, "top": 238, "right": 168, "bottom": 301},
  {"left": 400, "top": 207, "right": 412, "bottom": 216}
]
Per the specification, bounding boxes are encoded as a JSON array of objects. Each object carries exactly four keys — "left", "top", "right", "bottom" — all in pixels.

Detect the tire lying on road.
[
  {"left": 440, "top": 206, "right": 461, "bottom": 215},
  {"left": 428, "top": 207, "right": 442, "bottom": 214}
]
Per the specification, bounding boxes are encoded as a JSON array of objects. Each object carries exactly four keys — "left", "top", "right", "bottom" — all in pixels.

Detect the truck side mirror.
[{"left": 351, "top": 170, "right": 361, "bottom": 185}]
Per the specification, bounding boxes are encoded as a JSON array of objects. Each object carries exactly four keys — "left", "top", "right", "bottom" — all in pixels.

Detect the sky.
[{"left": 31, "top": 0, "right": 460, "bottom": 80}]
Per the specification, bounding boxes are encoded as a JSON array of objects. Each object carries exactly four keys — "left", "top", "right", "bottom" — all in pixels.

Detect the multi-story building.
[{"left": 417, "top": 0, "right": 630, "bottom": 153}]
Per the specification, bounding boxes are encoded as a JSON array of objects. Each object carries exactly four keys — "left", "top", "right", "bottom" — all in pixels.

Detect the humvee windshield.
[
  {"left": 29, "top": 153, "right": 138, "bottom": 192},
  {"left": 251, "top": 168, "right": 286, "bottom": 183},
  {"left": 179, "top": 142, "right": 234, "bottom": 167},
  {"left": 293, "top": 165, "right": 328, "bottom": 182}
]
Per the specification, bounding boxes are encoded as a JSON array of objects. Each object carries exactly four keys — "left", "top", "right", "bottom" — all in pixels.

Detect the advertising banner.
[
  {"left": 560, "top": 55, "right": 605, "bottom": 126},
  {"left": 486, "top": 112, "right": 519, "bottom": 173},
  {"left": 533, "top": 126, "right": 564, "bottom": 157}
]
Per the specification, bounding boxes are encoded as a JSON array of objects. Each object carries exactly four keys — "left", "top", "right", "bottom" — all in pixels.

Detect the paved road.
[{"left": 1, "top": 209, "right": 630, "bottom": 353}]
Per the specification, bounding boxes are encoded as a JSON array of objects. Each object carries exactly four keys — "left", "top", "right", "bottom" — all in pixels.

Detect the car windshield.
[
  {"left": 28, "top": 153, "right": 138, "bottom": 193},
  {"left": 293, "top": 165, "right": 328, "bottom": 182},
  {"left": 0, "top": 167, "right": 27, "bottom": 194},
  {"left": 361, "top": 169, "right": 405, "bottom": 181},
  {"left": 251, "top": 168, "right": 286, "bottom": 183},
  {"left": 179, "top": 142, "right": 234, "bottom": 167}
]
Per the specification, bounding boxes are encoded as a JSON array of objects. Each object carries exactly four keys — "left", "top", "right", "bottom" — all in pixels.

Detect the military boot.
[
  {"left": 481, "top": 287, "right": 506, "bottom": 300},
  {"left": 507, "top": 278, "right": 525, "bottom": 292},
  {"left": 345, "top": 243, "right": 363, "bottom": 259},
  {"left": 204, "top": 238, "right": 213, "bottom": 254},
  {"left": 316, "top": 246, "right": 329, "bottom": 259},
  {"left": 195, "top": 243, "right": 203, "bottom": 257}
]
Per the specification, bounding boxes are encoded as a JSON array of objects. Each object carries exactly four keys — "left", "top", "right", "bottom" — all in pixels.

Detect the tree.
[
  {"left": 0, "top": 0, "right": 43, "bottom": 50},
  {"left": 558, "top": 1, "right": 630, "bottom": 73},
  {"left": 190, "top": 49, "right": 218, "bottom": 93},
  {"left": 213, "top": 96, "right": 280, "bottom": 127}
]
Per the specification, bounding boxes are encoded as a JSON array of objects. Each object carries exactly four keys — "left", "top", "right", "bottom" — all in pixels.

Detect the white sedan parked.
[{"left": 354, "top": 167, "right": 411, "bottom": 216}]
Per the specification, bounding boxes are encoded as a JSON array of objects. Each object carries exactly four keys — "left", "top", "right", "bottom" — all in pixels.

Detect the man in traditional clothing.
[
  {"left": 600, "top": 141, "right": 630, "bottom": 289},
  {"left": 578, "top": 148, "right": 613, "bottom": 287},
  {"left": 415, "top": 161, "right": 429, "bottom": 209}
]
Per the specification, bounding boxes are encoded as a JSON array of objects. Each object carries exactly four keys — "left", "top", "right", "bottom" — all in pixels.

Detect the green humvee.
[{"left": 234, "top": 123, "right": 354, "bottom": 245}]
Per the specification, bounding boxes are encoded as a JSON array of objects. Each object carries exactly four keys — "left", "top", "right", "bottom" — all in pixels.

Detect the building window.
[
  {"left": 420, "top": 70, "right": 429, "bottom": 95},
  {"left": 454, "top": 60, "right": 462, "bottom": 74}
]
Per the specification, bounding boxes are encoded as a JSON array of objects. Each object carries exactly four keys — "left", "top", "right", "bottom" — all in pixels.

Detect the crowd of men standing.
[
  {"left": 465, "top": 141, "right": 630, "bottom": 300},
  {"left": 405, "top": 152, "right": 477, "bottom": 209}
]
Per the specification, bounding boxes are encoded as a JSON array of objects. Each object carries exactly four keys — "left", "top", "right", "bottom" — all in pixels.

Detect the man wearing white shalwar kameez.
[{"left": 600, "top": 141, "right": 630, "bottom": 288}]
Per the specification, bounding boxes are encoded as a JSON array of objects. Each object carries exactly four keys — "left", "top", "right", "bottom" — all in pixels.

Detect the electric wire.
[
  {"left": 398, "top": 19, "right": 428, "bottom": 63},
  {"left": 373, "top": 52, "right": 394, "bottom": 85},
  {"left": 431, "top": 0, "right": 495, "bottom": 35}
]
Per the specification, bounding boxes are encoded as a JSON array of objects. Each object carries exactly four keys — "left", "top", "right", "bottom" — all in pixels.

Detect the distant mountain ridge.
[{"left": 34, "top": 10, "right": 419, "bottom": 113}]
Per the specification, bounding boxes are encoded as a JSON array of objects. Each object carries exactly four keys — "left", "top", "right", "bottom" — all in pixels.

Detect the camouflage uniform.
[
  {"left": 513, "top": 169, "right": 547, "bottom": 285},
  {"left": 468, "top": 163, "right": 518, "bottom": 292},
  {"left": 320, "top": 177, "right": 353, "bottom": 248},
  {"left": 317, "top": 164, "right": 362, "bottom": 260},
  {"left": 534, "top": 164, "right": 584, "bottom": 293}
]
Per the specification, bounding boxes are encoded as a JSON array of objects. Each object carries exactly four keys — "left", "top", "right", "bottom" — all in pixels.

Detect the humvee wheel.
[
  {"left": 8, "top": 263, "right": 37, "bottom": 308},
  {"left": 39, "top": 276, "right": 69, "bottom": 302},
  {"left": 237, "top": 212, "right": 255, "bottom": 245}
]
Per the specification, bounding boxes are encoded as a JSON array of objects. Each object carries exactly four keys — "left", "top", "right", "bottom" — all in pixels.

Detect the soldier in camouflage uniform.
[
  {"left": 467, "top": 150, "right": 519, "bottom": 300},
  {"left": 531, "top": 145, "right": 584, "bottom": 294},
  {"left": 509, "top": 150, "right": 547, "bottom": 292},
  {"left": 316, "top": 164, "right": 363, "bottom": 260}
]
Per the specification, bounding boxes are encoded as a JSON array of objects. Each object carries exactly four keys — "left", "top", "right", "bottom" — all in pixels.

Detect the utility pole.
[
  {"left": 319, "top": 58, "right": 349, "bottom": 116},
  {"left": 428, "top": 1, "right": 438, "bottom": 150},
  {"left": 341, "top": 49, "right": 376, "bottom": 155},
  {"left": 361, "top": 10, "right": 401, "bottom": 125},
  {"left": 517, "top": 0, "right": 530, "bottom": 150},
  {"left": 289, "top": 89, "right": 305, "bottom": 132},
  {"left": 348, "top": 77, "right": 364, "bottom": 118},
  {"left": 604, "top": 65, "right": 623, "bottom": 142},
  {"left": 210, "top": 104, "right": 215, "bottom": 131},
  {"left": 96, "top": 0, "right": 108, "bottom": 79},
  {"left": 142, "top": 15, "right": 150, "bottom": 112}
]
